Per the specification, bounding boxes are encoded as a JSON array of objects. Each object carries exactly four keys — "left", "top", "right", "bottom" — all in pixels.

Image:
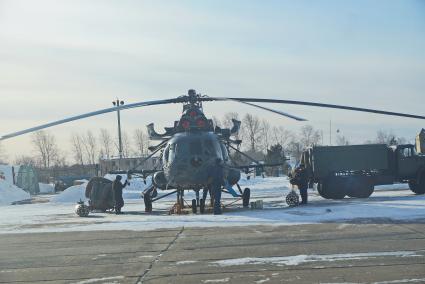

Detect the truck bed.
[{"left": 311, "top": 144, "right": 389, "bottom": 178}]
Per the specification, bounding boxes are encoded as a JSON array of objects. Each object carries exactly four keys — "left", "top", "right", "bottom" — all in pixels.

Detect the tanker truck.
[{"left": 301, "top": 144, "right": 425, "bottom": 199}]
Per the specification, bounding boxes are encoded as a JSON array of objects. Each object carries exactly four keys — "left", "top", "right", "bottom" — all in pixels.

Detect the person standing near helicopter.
[
  {"left": 207, "top": 158, "right": 225, "bottom": 215},
  {"left": 112, "top": 175, "right": 129, "bottom": 214},
  {"left": 290, "top": 164, "right": 309, "bottom": 205}
]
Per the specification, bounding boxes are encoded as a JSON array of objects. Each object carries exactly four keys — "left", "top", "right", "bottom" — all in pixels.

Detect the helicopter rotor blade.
[
  {"left": 223, "top": 98, "right": 307, "bottom": 121},
  {"left": 211, "top": 97, "right": 425, "bottom": 120},
  {"left": 0, "top": 98, "right": 177, "bottom": 141}
]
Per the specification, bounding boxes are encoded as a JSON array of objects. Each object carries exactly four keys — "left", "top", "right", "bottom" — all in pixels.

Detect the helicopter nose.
[{"left": 190, "top": 157, "right": 203, "bottom": 167}]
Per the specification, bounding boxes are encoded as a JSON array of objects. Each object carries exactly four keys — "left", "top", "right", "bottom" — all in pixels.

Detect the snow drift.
[
  {"left": 0, "top": 180, "right": 30, "bottom": 205},
  {"left": 51, "top": 183, "right": 88, "bottom": 203}
]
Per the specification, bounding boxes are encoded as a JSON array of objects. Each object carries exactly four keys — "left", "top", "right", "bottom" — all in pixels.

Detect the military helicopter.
[{"left": 2, "top": 89, "right": 425, "bottom": 214}]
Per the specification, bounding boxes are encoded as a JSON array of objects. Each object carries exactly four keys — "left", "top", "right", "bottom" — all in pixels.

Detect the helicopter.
[{"left": 2, "top": 89, "right": 425, "bottom": 214}]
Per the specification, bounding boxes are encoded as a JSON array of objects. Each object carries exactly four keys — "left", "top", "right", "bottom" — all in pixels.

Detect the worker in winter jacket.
[
  {"left": 290, "top": 164, "right": 309, "bottom": 204},
  {"left": 112, "top": 175, "right": 129, "bottom": 214},
  {"left": 207, "top": 159, "right": 225, "bottom": 215}
]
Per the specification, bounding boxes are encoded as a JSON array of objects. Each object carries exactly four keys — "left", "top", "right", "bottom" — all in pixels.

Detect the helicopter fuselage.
[{"left": 153, "top": 131, "right": 240, "bottom": 189}]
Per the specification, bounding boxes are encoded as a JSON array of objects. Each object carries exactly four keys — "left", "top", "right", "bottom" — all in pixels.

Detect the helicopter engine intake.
[{"left": 153, "top": 171, "right": 167, "bottom": 189}]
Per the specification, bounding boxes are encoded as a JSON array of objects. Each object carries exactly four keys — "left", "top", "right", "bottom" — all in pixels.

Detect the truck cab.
[{"left": 394, "top": 144, "right": 425, "bottom": 180}]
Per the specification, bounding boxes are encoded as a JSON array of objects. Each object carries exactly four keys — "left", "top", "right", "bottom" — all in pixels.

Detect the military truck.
[{"left": 301, "top": 144, "right": 425, "bottom": 199}]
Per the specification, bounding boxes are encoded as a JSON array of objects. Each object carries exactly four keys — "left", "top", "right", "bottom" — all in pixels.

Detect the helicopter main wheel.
[
  {"left": 242, "top": 188, "right": 250, "bottom": 208},
  {"left": 192, "top": 199, "right": 197, "bottom": 214},
  {"left": 409, "top": 170, "right": 425, "bottom": 194},
  {"left": 144, "top": 194, "right": 152, "bottom": 213},
  {"left": 200, "top": 199, "right": 206, "bottom": 214}
]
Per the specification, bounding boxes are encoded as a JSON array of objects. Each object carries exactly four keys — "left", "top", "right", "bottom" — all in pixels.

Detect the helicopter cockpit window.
[
  {"left": 164, "top": 145, "right": 170, "bottom": 163},
  {"left": 189, "top": 139, "right": 202, "bottom": 155},
  {"left": 169, "top": 143, "right": 176, "bottom": 162}
]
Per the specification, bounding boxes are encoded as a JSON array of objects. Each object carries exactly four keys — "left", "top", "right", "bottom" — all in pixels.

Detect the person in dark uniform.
[
  {"left": 290, "top": 164, "right": 309, "bottom": 204},
  {"left": 112, "top": 175, "right": 129, "bottom": 214},
  {"left": 207, "top": 159, "right": 225, "bottom": 215}
]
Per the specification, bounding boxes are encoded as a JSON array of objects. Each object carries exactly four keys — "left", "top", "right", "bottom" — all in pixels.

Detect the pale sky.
[{"left": 1, "top": 0, "right": 424, "bottom": 162}]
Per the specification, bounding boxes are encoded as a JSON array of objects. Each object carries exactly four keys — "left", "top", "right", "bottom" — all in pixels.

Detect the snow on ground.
[
  {"left": 210, "top": 250, "right": 424, "bottom": 267},
  {"left": 39, "top": 183, "right": 55, "bottom": 194},
  {"left": 0, "top": 176, "right": 425, "bottom": 234},
  {"left": 51, "top": 183, "right": 88, "bottom": 203},
  {"left": 0, "top": 180, "right": 30, "bottom": 206}
]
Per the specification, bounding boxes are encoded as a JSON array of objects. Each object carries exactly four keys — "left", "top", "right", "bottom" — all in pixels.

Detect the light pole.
[{"left": 112, "top": 99, "right": 124, "bottom": 166}]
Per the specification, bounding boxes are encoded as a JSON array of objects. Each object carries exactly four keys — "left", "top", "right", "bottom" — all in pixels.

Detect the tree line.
[
  {"left": 14, "top": 128, "right": 150, "bottom": 169},
  {"left": 7, "top": 113, "right": 409, "bottom": 169}
]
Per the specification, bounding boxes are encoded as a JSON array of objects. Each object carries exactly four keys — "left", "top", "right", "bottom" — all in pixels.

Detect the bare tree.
[
  {"left": 287, "top": 139, "right": 303, "bottom": 163},
  {"left": 82, "top": 130, "right": 98, "bottom": 165},
  {"left": 0, "top": 142, "right": 7, "bottom": 164},
  {"left": 271, "top": 126, "right": 294, "bottom": 150},
  {"left": 71, "top": 133, "right": 85, "bottom": 165},
  {"left": 260, "top": 119, "right": 271, "bottom": 152},
  {"left": 241, "top": 114, "right": 262, "bottom": 151},
  {"left": 374, "top": 129, "right": 406, "bottom": 145},
  {"left": 336, "top": 135, "right": 350, "bottom": 146},
  {"left": 32, "top": 131, "right": 58, "bottom": 168},
  {"left": 299, "top": 125, "right": 322, "bottom": 149},
  {"left": 99, "top": 128, "right": 113, "bottom": 159},
  {"left": 52, "top": 152, "right": 68, "bottom": 167},
  {"left": 15, "top": 155, "right": 37, "bottom": 166},
  {"left": 134, "top": 128, "right": 149, "bottom": 157},
  {"left": 123, "top": 131, "right": 133, "bottom": 158}
]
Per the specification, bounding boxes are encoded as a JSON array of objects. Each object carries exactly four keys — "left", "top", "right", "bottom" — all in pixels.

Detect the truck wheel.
[
  {"left": 318, "top": 183, "right": 332, "bottom": 199},
  {"left": 322, "top": 177, "right": 346, "bottom": 199},
  {"left": 347, "top": 177, "right": 374, "bottom": 198},
  {"left": 409, "top": 171, "right": 425, "bottom": 194}
]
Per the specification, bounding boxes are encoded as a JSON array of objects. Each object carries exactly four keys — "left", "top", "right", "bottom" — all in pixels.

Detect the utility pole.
[
  {"left": 112, "top": 99, "right": 124, "bottom": 168},
  {"left": 329, "top": 120, "right": 332, "bottom": 146}
]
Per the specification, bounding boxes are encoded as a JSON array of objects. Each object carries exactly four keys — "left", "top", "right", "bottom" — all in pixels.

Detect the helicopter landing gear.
[
  {"left": 176, "top": 190, "right": 185, "bottom": 209},
  {"left": 143, "top": 184, "right": 156, "bottom": 213},
  {"left": 144, "top": 194, "right": 152, "bottom": 213},
  {"left": 191, "top": 199, "right": 197, "bottom": 214},
  {"left": 242, "top": 188, "right": 250, "bottom": 208},
  {"left": 200, "top": 199, "right": 206, "bottom": 214},
  {"left": 195, "top": 190, "right": 200, "bottom": 206}
]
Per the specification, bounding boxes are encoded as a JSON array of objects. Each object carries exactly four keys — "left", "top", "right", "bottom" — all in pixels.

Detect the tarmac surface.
[{"left": 1, "top": 221, "right": 425, "bottom": 284}]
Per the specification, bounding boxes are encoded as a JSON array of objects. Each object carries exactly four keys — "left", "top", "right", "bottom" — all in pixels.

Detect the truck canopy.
[{"left": 308, "top": 144, "right": 389, "bottom": 178}]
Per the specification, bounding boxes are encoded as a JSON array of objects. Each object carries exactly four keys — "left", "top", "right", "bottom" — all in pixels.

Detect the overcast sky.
[{"left": 1, "top": 0, "right": 424, "bottom": 162}]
